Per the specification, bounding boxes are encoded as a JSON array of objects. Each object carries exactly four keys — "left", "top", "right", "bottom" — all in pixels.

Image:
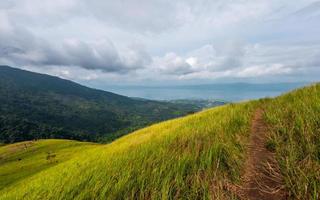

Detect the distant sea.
[{"left": 103, "top": 83, "right": 309, "bottom": 102}]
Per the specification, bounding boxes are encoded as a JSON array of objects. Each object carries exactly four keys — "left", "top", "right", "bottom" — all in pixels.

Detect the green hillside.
[
  {"left": 0, "top": 66, "right": 199, "bottom": 144},
  {"left": 0, "top": 140, "right": 98, "bottom": 190},
  {"left": 0, "top": 84, "right": 319, "bottom": 199}
]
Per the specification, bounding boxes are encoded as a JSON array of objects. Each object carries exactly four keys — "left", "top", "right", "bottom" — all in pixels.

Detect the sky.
[{"left": 0, "top": 0, "right": 320, "bottom": 86}]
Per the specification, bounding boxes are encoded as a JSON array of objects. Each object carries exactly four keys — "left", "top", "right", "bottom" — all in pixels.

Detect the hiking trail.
[{"left": 238, "top": 109, "right": 286, "bottom": 200}]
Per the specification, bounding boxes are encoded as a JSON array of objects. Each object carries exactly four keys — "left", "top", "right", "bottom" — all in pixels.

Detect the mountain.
[
  {"left": 0, "top": 83, "right": 319, "bottom": 199},
  {"left": 0, "top": 66, "right": 199, "bottom": 143}
]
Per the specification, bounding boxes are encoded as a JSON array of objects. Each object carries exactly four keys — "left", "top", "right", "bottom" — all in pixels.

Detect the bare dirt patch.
[{"left": 238, "top": 109, "right": 286, "bottom": 200}]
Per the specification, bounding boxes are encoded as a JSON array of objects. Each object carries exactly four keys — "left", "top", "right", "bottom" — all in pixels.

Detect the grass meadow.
[
  {"left": 0, "top": 140, "right": 97, "bottom": 190},
  {"left": 0, "top": 83, "right": 319, "bottom": 199}
]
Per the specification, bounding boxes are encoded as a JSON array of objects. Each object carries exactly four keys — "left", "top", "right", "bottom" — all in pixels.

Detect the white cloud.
[
  {"left": 152, "top": 53, "right": 195, "bottom": 75},
  {"left": 237, "top": 64, "right": 292, "bottom": 77},
  {"left": 146, "top": 40, "right": 319, "bottom": 80},
  {"left": 185, "top": 57, "right": 198, "bottom": 67},
  {"left": 0, "top": 0, "right": 319, "bottom": 83}
]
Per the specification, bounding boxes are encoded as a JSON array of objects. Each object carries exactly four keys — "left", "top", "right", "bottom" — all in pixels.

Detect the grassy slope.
[
  {"left": 0, "top": 140, "right": 98, "bottom": 190},
  {"left": 0, "top": 103, "right": 256, "bottom": 200},
  {"left": 0, "top": 84, "right": 319, "bottom": 199},
  {"left": 263, "top": 83, "right": 320, "bottom": 199}
]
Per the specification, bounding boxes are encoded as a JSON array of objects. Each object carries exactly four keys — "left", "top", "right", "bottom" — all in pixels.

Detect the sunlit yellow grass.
[
  {"left": 0, "top": 139, "right": 97, "bottom": 190},
  {"left": 0, "top": 103, "right": 256, "bottom": 200}
]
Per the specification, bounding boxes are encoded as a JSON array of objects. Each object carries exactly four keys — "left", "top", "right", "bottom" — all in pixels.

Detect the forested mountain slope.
[{"left": 0, "top": 66, "right": 198, "bottom": 143}]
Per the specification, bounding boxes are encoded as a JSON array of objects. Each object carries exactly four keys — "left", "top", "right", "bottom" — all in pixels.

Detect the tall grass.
[
  {"left": 263, "top": 84, "right": 320, "bottom": 200},
  {"left": 0, "top": 103, "right": 256, "bottom": 200}
]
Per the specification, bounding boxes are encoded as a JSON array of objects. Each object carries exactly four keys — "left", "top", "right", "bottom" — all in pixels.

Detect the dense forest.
[{"left": 0, "top": 66, "right": 200, "bottom": 143}]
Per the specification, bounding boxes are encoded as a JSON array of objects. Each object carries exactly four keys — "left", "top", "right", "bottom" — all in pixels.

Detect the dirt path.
[{"left": 238, "top": 109, "right": 286, "bottom": 200}]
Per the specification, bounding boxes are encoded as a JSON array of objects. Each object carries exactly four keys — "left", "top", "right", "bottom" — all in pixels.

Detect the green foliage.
[
  {"left": 265, "top": 137, "right": 276, "bottom": 152},
  {"left": 0, "top": 66, "right": 198, "bottom": 143}
]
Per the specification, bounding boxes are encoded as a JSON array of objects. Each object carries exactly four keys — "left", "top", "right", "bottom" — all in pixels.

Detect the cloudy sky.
[{"left": 0, "top": 0, "right": 320, "bottom": 86}]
